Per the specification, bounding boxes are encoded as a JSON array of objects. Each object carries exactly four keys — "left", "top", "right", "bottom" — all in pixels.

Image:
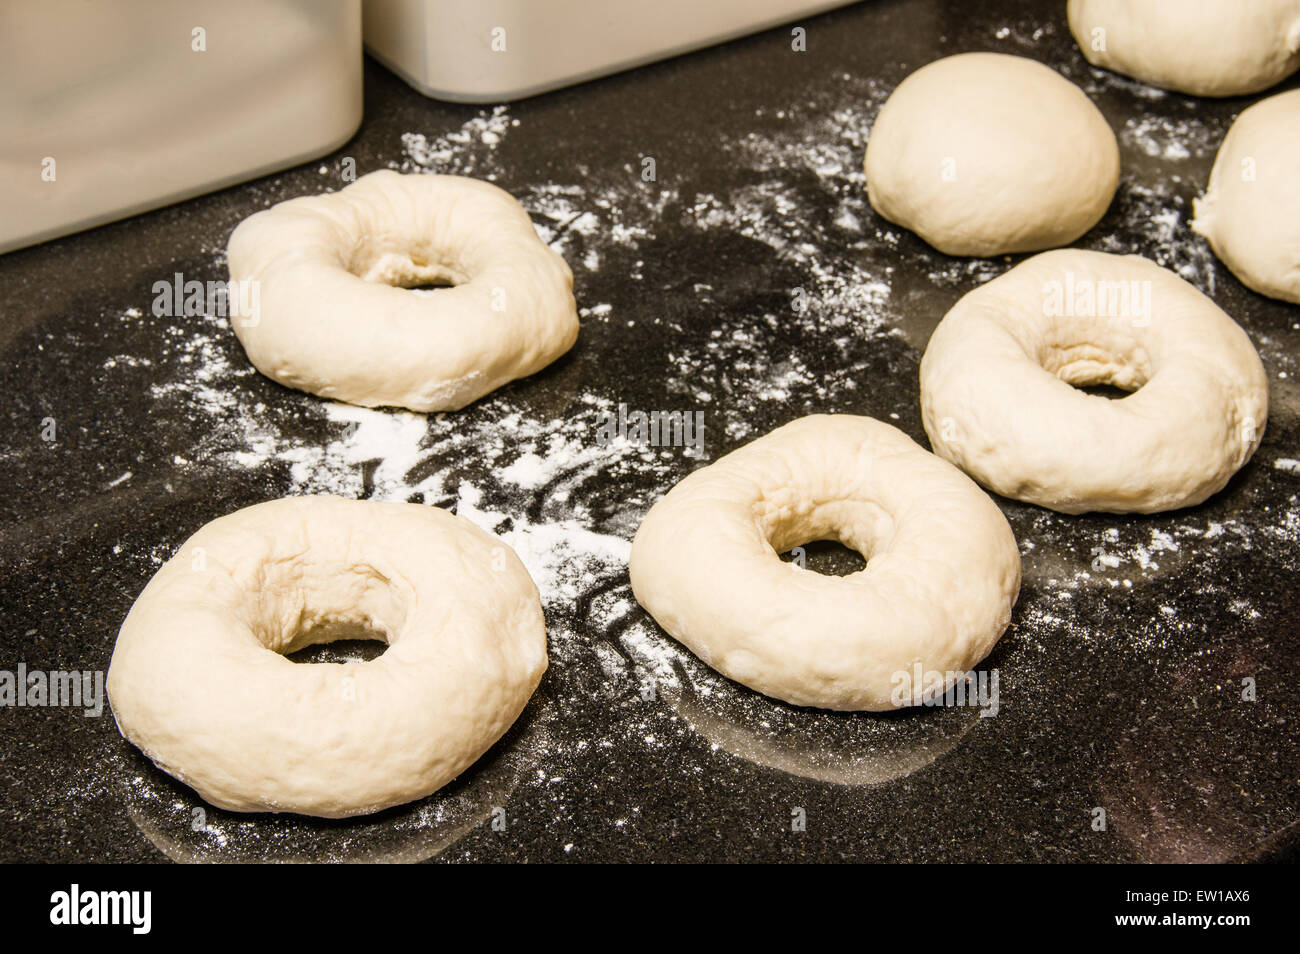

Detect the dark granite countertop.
[{"left": 1, "top": 0, "right": 1297, "bottom": 862}]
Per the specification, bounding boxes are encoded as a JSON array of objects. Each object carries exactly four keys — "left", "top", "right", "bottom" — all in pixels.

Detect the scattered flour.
[
  {"left": 1095, "top": 179, "right": 1218, "bottom": 293},
  {"left": 398, "top": 105, "right": 516, "bottom": 178},
  {"left": 1120, "top": 115, "right": 1219, "bottom": 161}
]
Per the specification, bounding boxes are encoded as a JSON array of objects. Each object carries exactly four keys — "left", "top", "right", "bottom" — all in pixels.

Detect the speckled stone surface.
[{"left": 1, "top": 0, "right": 1297, "bottom": 862}]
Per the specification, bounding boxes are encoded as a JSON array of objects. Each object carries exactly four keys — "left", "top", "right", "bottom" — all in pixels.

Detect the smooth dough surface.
[
  {"left": 107, "top": 496, "right": 548, "bottom": 818},
  {"left": 1192, "top": 88, "right": 1300, "bottom": 304},
  {"left": 1068, "top": 0, "right": 1300, "bottom": 97},
  {"left": 226, "top": 170, "right": 578, "bottom": 412},
  {"left": 921, "top": 250, "right": 1269, "bottom": 514},
  {"left": 864, "top": 52, "right": 1118, "bottom": 257},
  {"left": 629, "top": 415, "right": 1021, "bottom": 711}
]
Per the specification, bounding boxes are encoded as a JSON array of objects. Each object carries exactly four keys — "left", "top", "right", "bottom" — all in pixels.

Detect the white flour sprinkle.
[
  {"left": 137, "top": 306, "right": 659, "bottom": 619},
  {"left": 390, "top": 89, "right": 903, "bottom": 431},
  {"left": 1079, "top": 65, "right": 1170, "bottom": 101},
  {"left": 399, "top": 105, "right": 516, "bottom": 177},
  {"left": 1097, "top": 179, "right": 1218, "bottom": 293},
  {"left": 1120, "top": 115, "right": 1215, "bottom": 161},
  {"left": 456, "top": 481, "right": 632, "bottom": 620}
]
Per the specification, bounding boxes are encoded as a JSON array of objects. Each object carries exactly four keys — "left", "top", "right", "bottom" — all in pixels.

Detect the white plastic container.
[
  {"left": 363, "top": 0, "right": 860, "bottom": 102},
  {"left": 0, "top": 0, "right": 363, "bottom": 254}
]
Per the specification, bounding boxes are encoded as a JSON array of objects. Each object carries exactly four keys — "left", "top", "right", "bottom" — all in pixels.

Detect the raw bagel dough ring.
[
  {"left": 864, "top": 52, "right": 1119, "bottom": 257},
  {"left": 628, "top": 415, "right": 1021, "bottom": 712},
  {"left": 920, "top": 250, "right": 1269, "bottom": 514},
  {"left": 107, "top": 496, "right": 548, "bottom": 818},
  {"left": 1068, "top": 0, "right": 1300, "bottom": 97},
  {"left": 226, "top": 169, "right": 579, "bottom": 412},
  {"left": 1192, "top": 89, "right": 1300, "bottom": 304}
]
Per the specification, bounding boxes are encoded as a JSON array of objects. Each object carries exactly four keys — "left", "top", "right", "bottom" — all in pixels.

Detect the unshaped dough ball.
[
  {"left": 864, "top": 52, "right": 1119, "bottom": 257},
  {"left": 1192, "top": 88, "right": 1300, "bottom": 304},
  {"left": 1068, "top": 0, "right": 1300, "bottom": 97}
]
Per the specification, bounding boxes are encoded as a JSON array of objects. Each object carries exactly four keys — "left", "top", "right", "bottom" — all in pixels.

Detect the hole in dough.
[
  {"left": 285, "top": 628, "right": 389, "bottom": 665},
  {"left": 347, "top": 241, "right": 470, "bottom": 291},
  {"left": 1037, "top": 338, "right": 1152, "bottom": 398},
  {"left": 405, "top": 279, "right": 457, "bottom": 297},
  {"left": 778, "top": 538, "right": 868, "bottom": 577},
  {"left": 1073, "top": 382, "right": 1134, "bottom": 400},
  {"left": 757, "top": 496, "right": 893, "bottom": 577},
  {"left": 247, "top": 560, "right": 409, "bottom": 658}
]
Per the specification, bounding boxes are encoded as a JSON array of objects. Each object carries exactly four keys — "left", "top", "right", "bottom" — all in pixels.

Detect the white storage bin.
[
  {"left": 0, "top": 0, "right": 363, "bottom": 254},
  {"left": 363, "top": 0, "right": 860, "bottom": 102}
]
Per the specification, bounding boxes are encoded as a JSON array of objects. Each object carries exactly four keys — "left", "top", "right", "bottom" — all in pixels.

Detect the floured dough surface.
[
  {"left": 107, "top": 496, "right": 548, "bottom": 818},
  {"left": 226, "top": 170, "right": 579, "bottom": 413},
  {"left": 629, "top": 415, "right": 1021, "bottom": 711},
  {"left": 864, "top": 52, "right": 1118, "bottom": 257},
  {"left": 1068, "top": 0, "right": 1300, "bottom": 97},
  {"left": 1193, "top": 88, "right": 1300, "bottom": 304},
  {"left": 921, "top": 250, "right": 1269, "bottom": 514}
]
